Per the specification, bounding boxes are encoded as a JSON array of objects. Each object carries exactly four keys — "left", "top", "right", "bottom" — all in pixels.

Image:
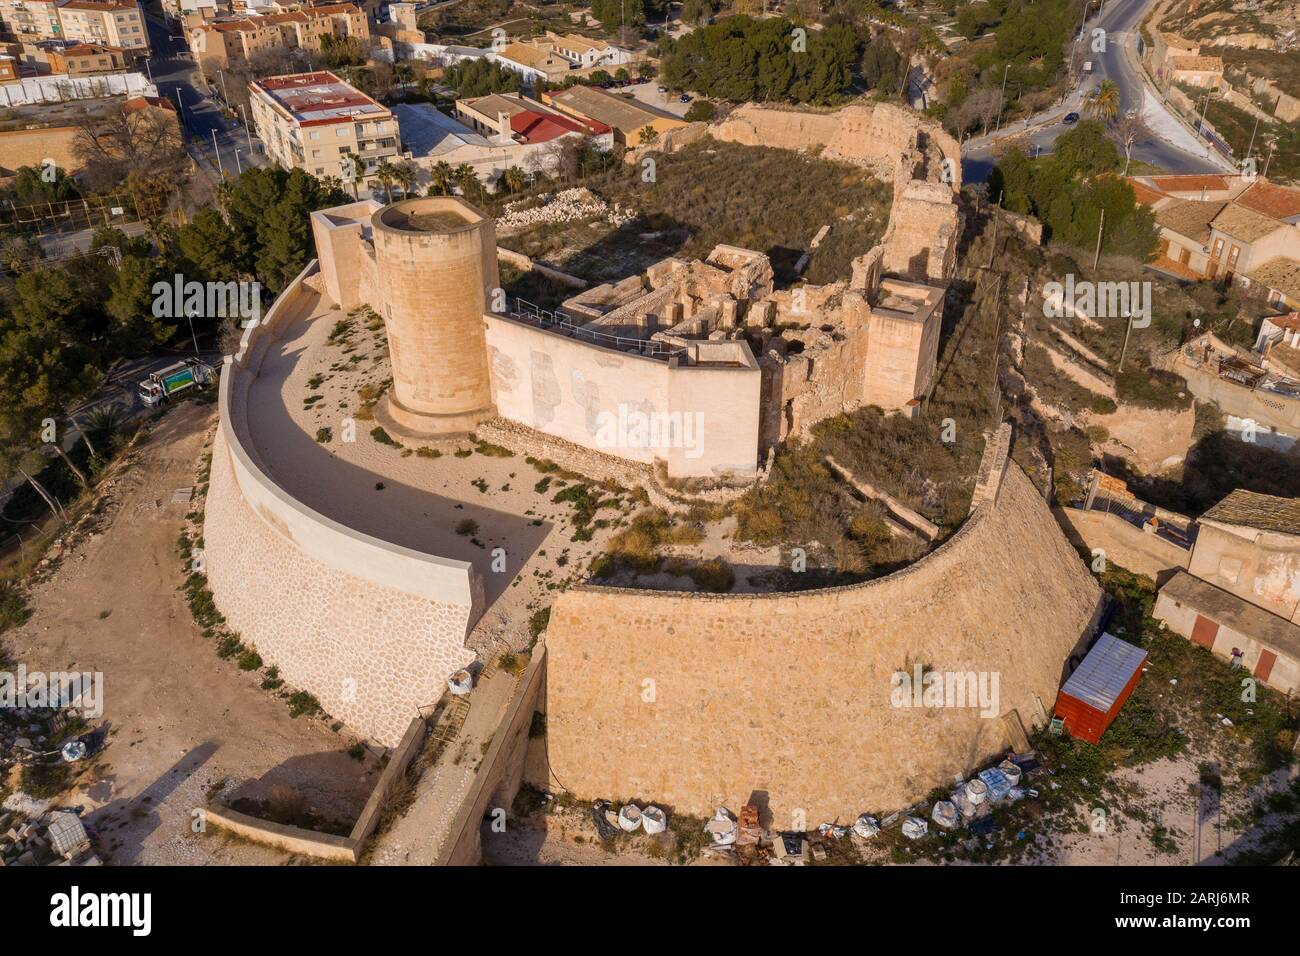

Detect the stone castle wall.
[
  {"left": 204, "top": 261, "right": 479, "bottom": 746},
  {"left": 541, "top": 442, "right": 1105, "bottom": 823},
  {"left": 710, "top": 101, "right": 961, "bottom": 187}
]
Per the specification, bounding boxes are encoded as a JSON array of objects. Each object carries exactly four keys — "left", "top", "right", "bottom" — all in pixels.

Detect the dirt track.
[{"left": 5, "top": 402, "right": 379, "bottom": 864}]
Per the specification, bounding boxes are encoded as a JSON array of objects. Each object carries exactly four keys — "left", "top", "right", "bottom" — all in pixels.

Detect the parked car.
[
  {"left": 657, "top": 85, "right": 667, "bottom": 93},
  {"left": 1063, "top": 111, "right": 1080, "bottom": 124},
  {"left": 679, "top": 93, "right": 691, "bottom": 103}
]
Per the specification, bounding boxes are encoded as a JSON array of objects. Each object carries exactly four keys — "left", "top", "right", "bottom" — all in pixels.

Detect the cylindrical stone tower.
[{"left": 370, "top": 197, "right": 499, "bottom": 437}]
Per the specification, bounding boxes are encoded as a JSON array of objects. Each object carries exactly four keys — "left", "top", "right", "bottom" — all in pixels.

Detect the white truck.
[{"left": 138, "top": 359, "right": 214, "bottom": 407}]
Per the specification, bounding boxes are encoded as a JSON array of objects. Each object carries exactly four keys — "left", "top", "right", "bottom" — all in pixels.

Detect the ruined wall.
[
  {"left": 483, "top": 314, "right": 763, "bottom": 479},
  {"left": 542, "top": 455, "right": 1105, "bottom": 822},
  {"left": 710, "top": 101, "right": 961, "bottom": 186}
]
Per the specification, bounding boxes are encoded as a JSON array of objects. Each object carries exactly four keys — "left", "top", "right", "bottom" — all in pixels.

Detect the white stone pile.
[{"left": 495, "top": 188, "right": 634, "bottom": 231}]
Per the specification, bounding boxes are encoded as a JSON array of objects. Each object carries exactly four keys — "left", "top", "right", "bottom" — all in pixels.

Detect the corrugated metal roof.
[{"left": 1060, "top": 633, "right": 1147, "bottom": 712}]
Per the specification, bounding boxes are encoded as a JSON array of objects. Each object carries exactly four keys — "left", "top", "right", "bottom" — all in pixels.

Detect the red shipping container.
[{"left": 1054, "top": 633, "right": 1148, "bottom": 745}]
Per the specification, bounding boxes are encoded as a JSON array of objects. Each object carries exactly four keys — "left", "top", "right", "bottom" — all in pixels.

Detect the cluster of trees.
[
  {"left": 441, "top": 58, "right": 521, "bottom": 98},
  {"left": 990, "top": 121, "right": 1159, "bottom": 259},
  {"left": 932, "top": 0, "right": 1083, "bottom": 135},
  {"left": 0, "top": 165, "right": 351, "bottom": 521},
  {"left": 660, "top": 16, "right": 858, "bottom": 105}
]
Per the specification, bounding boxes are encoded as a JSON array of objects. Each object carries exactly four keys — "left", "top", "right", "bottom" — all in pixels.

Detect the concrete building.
[
  {"left": 0, "top": 0, "right": 146, "bottom": 55},
  {"left": 544, "top": 83, "right": 686, "bottom": 148},
  {"left": 46, "top": 40, "right": 126, "bottom": 74},
  {"left": 249, "top": 70, "right": 400, "bottom": 185},
  {"left": 455, "top": 90, "right": 607, "bottom": 142},
  {"left": 187, "top": 2, "right": 367, "bottom": 70},
  {"left": 492, "top": 32, "right": 630, "bottom": 85},
  {"left": 1155, "top": 489, "right": 1300, "bottom": 694},
  {"left": 53, "top": 1, "right": 147, "bottom": 55},
  {"left": 0, "top": 0, "right": 64, "bottom": 42},
  {"left": 395, "top": 98, "right": 610, "bottom": 187}
]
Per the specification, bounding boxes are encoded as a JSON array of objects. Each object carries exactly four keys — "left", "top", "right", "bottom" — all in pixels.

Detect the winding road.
[{"left": 961, "top": 0, "right": 1231, "bottom": 183}]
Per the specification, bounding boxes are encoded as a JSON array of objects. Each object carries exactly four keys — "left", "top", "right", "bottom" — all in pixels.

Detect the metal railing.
[{"left": 505, "top": 297, "right": 686, "bottom": 358}]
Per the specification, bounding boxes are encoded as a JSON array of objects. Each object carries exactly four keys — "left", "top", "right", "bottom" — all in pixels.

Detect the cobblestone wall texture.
[{"left": 542, "top": 461, "right": 1105, "bottom": 823}]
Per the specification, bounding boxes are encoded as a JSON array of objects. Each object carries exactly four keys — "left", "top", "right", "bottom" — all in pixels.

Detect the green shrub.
[
  {"left": 288, "top": 691, "right": 321, "bottom": 718},
  {"left": 238, "top": 649, "right": 263, "bottom": 671},
  {"left": 690, "top": 557, "right": 735, "bottom": 593},
  {"left": 370, "top": 426, "right": 401, "bottom": 447}
]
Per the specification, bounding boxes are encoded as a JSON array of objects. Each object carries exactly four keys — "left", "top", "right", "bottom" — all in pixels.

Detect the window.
[
  {"left": 311, "top": 149, "right": 320, "bottom": 158},
  {"left": 336, "top": 127, "right": 347, "bottom": 137},
  {"left": 1227, "top": 244, "right": 1240, "bottom": 268},
  {"left": 308, "top": 130, "right": 320, "bottom": 140}
]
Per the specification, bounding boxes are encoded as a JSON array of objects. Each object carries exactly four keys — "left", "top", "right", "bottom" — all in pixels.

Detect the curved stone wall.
[
  {"left": 541, "top": 450, "right": 1106, "bottom": 823},
  {"left": 204, "top": 261, "right": 479, "bottom": 746}
]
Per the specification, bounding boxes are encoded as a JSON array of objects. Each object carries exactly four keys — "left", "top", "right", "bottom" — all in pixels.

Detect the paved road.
[
  {"left": 962, "top": 0, "right": 1225, "bottom": 183},
  {"left": 143, "top": 14, "right": 267, "bottom": 180}
]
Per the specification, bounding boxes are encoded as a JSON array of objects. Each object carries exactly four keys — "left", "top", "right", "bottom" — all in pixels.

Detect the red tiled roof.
[
  {"left": 1125, "top": 177, "right": 1168, "bottom": 206},
  {"left": 124, "top": 95, "right": 176, "bottom": 112},
  {"left": 510, "top": 109, "right": 609, "bottom": 142},
  {"left": 1236, "top": 180, "right": 1300, "bottom": 221},
  {"left": 1148, "top": 173, "right": 1232, "bottom": 193}
]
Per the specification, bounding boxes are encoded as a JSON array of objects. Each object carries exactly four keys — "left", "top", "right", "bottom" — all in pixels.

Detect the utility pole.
[
  {"left": 995, "top": 63, "right": 1010, "bottom": 133},
  {"left": 1092, "top": 207, "right": 1105, "bottom": 270},
  {"left": 240, "top": 103, "right": 253, "bottom": 151},
  {"left": 1245, "top": 113, "right": 1260, "bottom": 168},
  {"left": 1117, "top": 313, "right": 1134, "bottom": 372}
]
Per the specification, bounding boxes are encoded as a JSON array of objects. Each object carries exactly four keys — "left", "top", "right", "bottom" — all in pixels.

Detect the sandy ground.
[
  {"left": 4, "top": 402, "right": 381, "bottom": 864},
  {"left": 1084, "top": 403, "right": 1197, "bottom": 475}
]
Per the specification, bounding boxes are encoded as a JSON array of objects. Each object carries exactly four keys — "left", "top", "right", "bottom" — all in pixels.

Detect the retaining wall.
[
  {"left": 204, "top": 261, "right": 480, "bottom": 745},
  {"left": 542, "top": 436, "right": 1106, "bottom": 823}
]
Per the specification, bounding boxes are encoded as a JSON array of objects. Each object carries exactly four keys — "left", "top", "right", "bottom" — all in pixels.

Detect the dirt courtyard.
[{"left": 4, "top": 402, "right": 380, "bottom": 864}]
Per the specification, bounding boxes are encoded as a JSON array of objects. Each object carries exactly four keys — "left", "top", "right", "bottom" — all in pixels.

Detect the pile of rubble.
[
  {"left": 2, "top": 707, "right": 107, "bottom": 865},
  {"left": 495, "top": 188, "right": 635, "bottom": 232},
  {"left": 1, "top": 807, "right": 100, "bottom": 866}
]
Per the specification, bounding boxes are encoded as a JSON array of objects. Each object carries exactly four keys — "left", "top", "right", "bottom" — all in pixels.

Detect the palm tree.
[
  {"left": 392, "top": 161, "right": 417, "bottom": 199},
  {"left": 374, "top": 161, "right": 399, "bottom": 203},
  {"left": 428, "top": 161, "right": 454, "bottom": 196},
  {"left": 499, "top": 165, "right": 525, "bottom": 195},
  {"left": 1086, "top": 80, "right": 1121, "bottom": 124},
  {"left": 453, "top": 164, "right": 479, "bottom": 200}
]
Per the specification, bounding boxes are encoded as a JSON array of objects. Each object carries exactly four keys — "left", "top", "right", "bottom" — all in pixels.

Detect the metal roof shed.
[{"left": 1054, "top": 633, "right": 1148, "bottom": 745}]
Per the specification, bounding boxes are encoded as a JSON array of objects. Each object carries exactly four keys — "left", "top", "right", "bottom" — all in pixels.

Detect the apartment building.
[
  {"left": 249, "top": 70, "right": 399, "bottom": 185},
  {"left": 188, "top": 2, "right": 367, "bottom": 69},
  {"left": 0, "top": 0, "right": 63, "bottom": 42},
  {"left": 0, "top": 0, "right": 147, "bottom": 55},
  {"left": 55, "top": 1, "right": 147, "bottom": 54}
]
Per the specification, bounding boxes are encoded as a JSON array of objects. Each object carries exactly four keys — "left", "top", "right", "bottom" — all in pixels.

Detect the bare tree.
[
  {"left": 1117, "top": 111, "right": 1145, "bottom": 175},
  {"left": 74, "top": 101, "right": 186, "bottom": 192}
]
